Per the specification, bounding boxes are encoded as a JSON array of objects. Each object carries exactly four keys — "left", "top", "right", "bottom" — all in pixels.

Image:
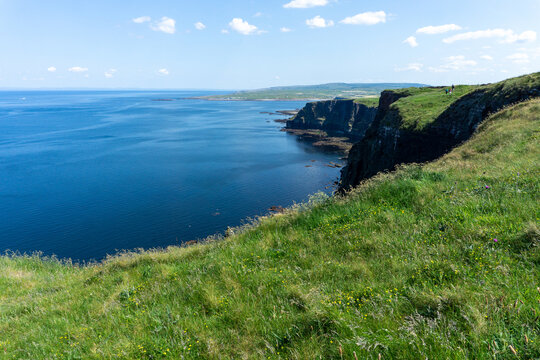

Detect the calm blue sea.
[{"left": 0, "top": 91, "right": 342, "bottom": 261}]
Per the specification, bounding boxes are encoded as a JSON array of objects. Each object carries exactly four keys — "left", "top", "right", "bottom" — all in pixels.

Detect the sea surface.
[{"left": 0, "top": 91, "right": 342, "bottom": 261}]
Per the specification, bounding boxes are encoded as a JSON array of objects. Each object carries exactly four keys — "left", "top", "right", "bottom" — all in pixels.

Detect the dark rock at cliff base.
[
  {"left": 286, "top": 99, "right": 378, "bottom": 140},
  {"left": 281, "top": 128, "right": 354, "bottom": 152},
  {"left": 339, "top": 73, "right": 540, "bottom": 192},
  {"left": 325, "top": 162, "right": 343, "bottom": 168},
  {"left": 276, "top": 110, "right": 299, "bottom": 116},
  {"left": 269, "top": 206, "right": 285, "bottom": 213}
]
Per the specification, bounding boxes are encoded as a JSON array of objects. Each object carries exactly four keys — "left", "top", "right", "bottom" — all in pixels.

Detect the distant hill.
[
  {"left": 197, "top": 82, "right": 427, "bottom": 101},
  {"left": 2, "top": 93, "right": 539, "bottom": 359}
]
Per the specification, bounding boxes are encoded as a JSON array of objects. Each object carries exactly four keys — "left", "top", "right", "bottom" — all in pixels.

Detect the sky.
[{"left": 0, "top": 0, "right": 539, "bottom": 89}]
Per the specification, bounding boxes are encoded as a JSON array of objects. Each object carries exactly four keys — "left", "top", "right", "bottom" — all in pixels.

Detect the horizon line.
[{"left": 0, "top": 81, "right": 434, "bottom": 92}]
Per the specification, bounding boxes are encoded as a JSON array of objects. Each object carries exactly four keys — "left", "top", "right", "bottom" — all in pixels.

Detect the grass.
[
  {"left": 199, "top": 83, "right": 425, "bottom": 101},
  {"left": 353, "top": 97, "right": 380, "bottom": 107},
  {"left": 391, "top": 85, "right": 478, "bottom": 130},
  {"left": 1, "top": 99, "right": 539, "bottom": 359},
  {"left": 390, "top": 72, "right": 539, "bottom": 131}
]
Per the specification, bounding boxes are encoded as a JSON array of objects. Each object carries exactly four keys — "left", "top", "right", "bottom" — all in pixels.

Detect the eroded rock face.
[
  {"left": 286, "top": 100, "right": 378, "bottom": 140},
  {"left": 339, "top": 76, "right": 540, "bottom": 191}
]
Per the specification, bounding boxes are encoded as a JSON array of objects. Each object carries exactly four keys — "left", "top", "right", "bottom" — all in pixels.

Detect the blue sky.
[{"left": 0, "top": 0, "right": 539, "bottom": 89}]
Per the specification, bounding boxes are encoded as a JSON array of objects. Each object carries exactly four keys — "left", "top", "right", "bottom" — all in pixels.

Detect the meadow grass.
[
  {"left": 353, "top": 97, "right": 380, "bottom": 107},
  {"left": 390, "top": 72, "right": 539, "bottom": 131},
  {"left": 391, "top": 85, "right": 478, "bottom": 130},
  {"left": 0, "top": 99, "right": 539, "bottom": 359},
  {"left": 200, "top": 83, "right": 422, "bottom": 101}
]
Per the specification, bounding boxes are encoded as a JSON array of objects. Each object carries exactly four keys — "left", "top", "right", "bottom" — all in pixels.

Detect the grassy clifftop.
[
  {"left": 386, "top": 72, "right": 539, "bottom": 130},
  {"left": 353, "top": 97, "right": 380, "bottom": 107},
  {"left": 390, "top": 85, "right": 478, "bottom": 130},
  {"left": 1, "top": 99, "right": 539, "bottom": 359}
]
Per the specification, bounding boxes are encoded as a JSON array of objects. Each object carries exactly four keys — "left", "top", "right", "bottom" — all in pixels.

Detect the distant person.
[
  {"left": 452, "top": 84, "right": 455, "bottom": 93},
  {"left": 445, "top": 89, "right": 449, "bottom": 95}
]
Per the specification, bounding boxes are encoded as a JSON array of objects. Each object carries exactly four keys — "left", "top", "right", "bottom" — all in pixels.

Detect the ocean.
[{"left": 0, "top": 91, "right": 342, "bottom": 261}]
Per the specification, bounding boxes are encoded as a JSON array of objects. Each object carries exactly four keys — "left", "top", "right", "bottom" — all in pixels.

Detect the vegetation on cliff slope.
[
  {"left": 1, "top": 99, "right": 539, "bottom": 359},
  {"left": 353, "top": 97, "right": 380, "bottom": 107},
  {"left": 390, "top": 85, "right": 478, "bottom": 130},
  {"left": 389, "top": 72, "right": 539, "bottom": 130}
]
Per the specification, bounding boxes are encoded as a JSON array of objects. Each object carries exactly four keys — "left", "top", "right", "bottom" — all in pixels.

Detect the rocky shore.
[
  {"left": 282, "top": 99, "right": 378, "bottom": 153},
  {"left": 339, "top": 73, "right": 540, "bottom": 191},
  {"left": 277, "top": 73, "right": 539, "bottom": 192},
  {"left": 280, "top": 128, "right": 354, "bottom": 152}
]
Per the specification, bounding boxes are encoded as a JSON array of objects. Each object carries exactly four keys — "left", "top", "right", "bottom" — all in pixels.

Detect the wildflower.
[
  {"left": 493, "top": 238, "right": 498, "bottom": 242},
  {"left": 485, "top": 185, "right": 491, "bottom": 189}
]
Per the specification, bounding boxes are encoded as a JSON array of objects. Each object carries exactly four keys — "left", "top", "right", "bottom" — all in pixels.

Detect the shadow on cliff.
[{"left": 339, "top": 73, "right": 540, "bottom": 192}]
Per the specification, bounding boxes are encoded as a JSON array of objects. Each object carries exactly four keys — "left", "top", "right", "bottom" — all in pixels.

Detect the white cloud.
[
  {"left": 151, "top": 17, "right": 176, "bottom": 34},
  {"left": 416, "top": 24, "right": 462, "bottom": 35},
  {"left": 133, "top": 16, "right": 151, "bottom": 24},
  {"left": 480, "top": 55, "right": 494, "bottom": 61},
  {"left": 280, "top": 27, "right": 292, "bottom": 33},
  {"left": 517, "top": 31, "right": 537, "bottom": 42},
  {"left": 221, "top": 29, "right": 229, "bottom": 34},
  {"left": 254, "top": 12, "right": 263, "bottom": 17},
  {"left": 403, "top": 36, "right": 418, "bottom": 48},
  {"left": 428, "top": 67, "right": 448, "bottom": 73},
  {"left": 340, "top": 11, "right": 386, "bottom": 26},
  {"left": 429, "top": 55, "right": 477, "bottom": 72},
  {"left": 158, "top": 68, "right": 169, "bottom": 75},
  {"left": 507, "top": 53, "right": 530, "bottom": 64},
  {"left": 520, "top": 47, "right": 540, "bottom": 59},
  {"left": 229, "top": 18, "right": 259, "bottom": 35},
  {"left": 306, "top": 16, "right": 334, "bottom": 28},
  {"left": 283, "top": 0, "right": 329, "bottom": 8},
  {"left": 68, "top": 66, "right": 88, "bottom": 73},
  {"left": 104, "top": 69, "right": 117, "bottom": 78},
  {"left": 443, "top": 29, "right": 537, "bottom": 44},
  {"left": 47, "top": 66, "right": 56, "bottom": 72},
  {"left": 446, "top": 55, "right": 477, "bottom": 66},
  {"left": 195, "top": 22, "right": 206, "bottom": 30},
  {"left": 395, "top": 63, "right": 424, "bottom": 72}
]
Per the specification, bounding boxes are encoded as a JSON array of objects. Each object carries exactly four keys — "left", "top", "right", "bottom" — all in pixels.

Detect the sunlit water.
[{"left": 0, "top": 91, "right": 342, "bottom": 261}]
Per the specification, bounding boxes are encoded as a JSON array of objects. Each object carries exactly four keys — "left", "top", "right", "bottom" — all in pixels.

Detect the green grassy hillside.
[
  {"left": 198, "top": 83, "right": 425, "bottom": 101},
  {"left": 389, "top": 85, "right": 478, "bottom": 130},
  {"left": 1, "top": 99, "right": 539, "bottom": 359},
  {"left": 387, "top": 72, "right": 539, "bottom": 130},
  {"left": 353, "top": 97, "right": 380, "bottom": 107}
]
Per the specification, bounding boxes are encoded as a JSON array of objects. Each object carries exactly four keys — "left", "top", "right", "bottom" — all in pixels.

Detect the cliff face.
[
  {"left": 339, "top": 73, "right": 540, "bottom": 191},
  {"left": 286, "top": 100, "right": 378, "bottom": 139}
]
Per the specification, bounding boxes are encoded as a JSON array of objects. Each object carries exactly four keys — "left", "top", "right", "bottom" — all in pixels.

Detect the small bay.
[{"left": 0, "top": 91, "right": 341, "bottom": 261}]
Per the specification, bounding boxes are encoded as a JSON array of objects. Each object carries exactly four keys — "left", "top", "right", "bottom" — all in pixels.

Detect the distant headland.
[{"left": 191, "top": 82, "right": 427, "bottom": 101}]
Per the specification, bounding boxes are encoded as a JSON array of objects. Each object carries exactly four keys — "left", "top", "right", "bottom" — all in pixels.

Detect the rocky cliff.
[
  {"left": 286, "top": 99, "right": 378, "bottom": 139},
  {"left": 339, "top": 73, "right": 540, "bottom": 191}
]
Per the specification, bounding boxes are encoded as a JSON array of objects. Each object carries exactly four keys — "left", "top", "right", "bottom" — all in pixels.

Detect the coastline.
[
  {"left": 281, "top": 128, "right": 354, "bottom": 153},
  {"left": 3, "top": 98, "right": 538, "bottom": 358},
  {"left": 0, "top": 92, "right": 342, "bottom": 262},
  {"left": 185, "top": 96, "right": 333, "bottom": 102}
]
